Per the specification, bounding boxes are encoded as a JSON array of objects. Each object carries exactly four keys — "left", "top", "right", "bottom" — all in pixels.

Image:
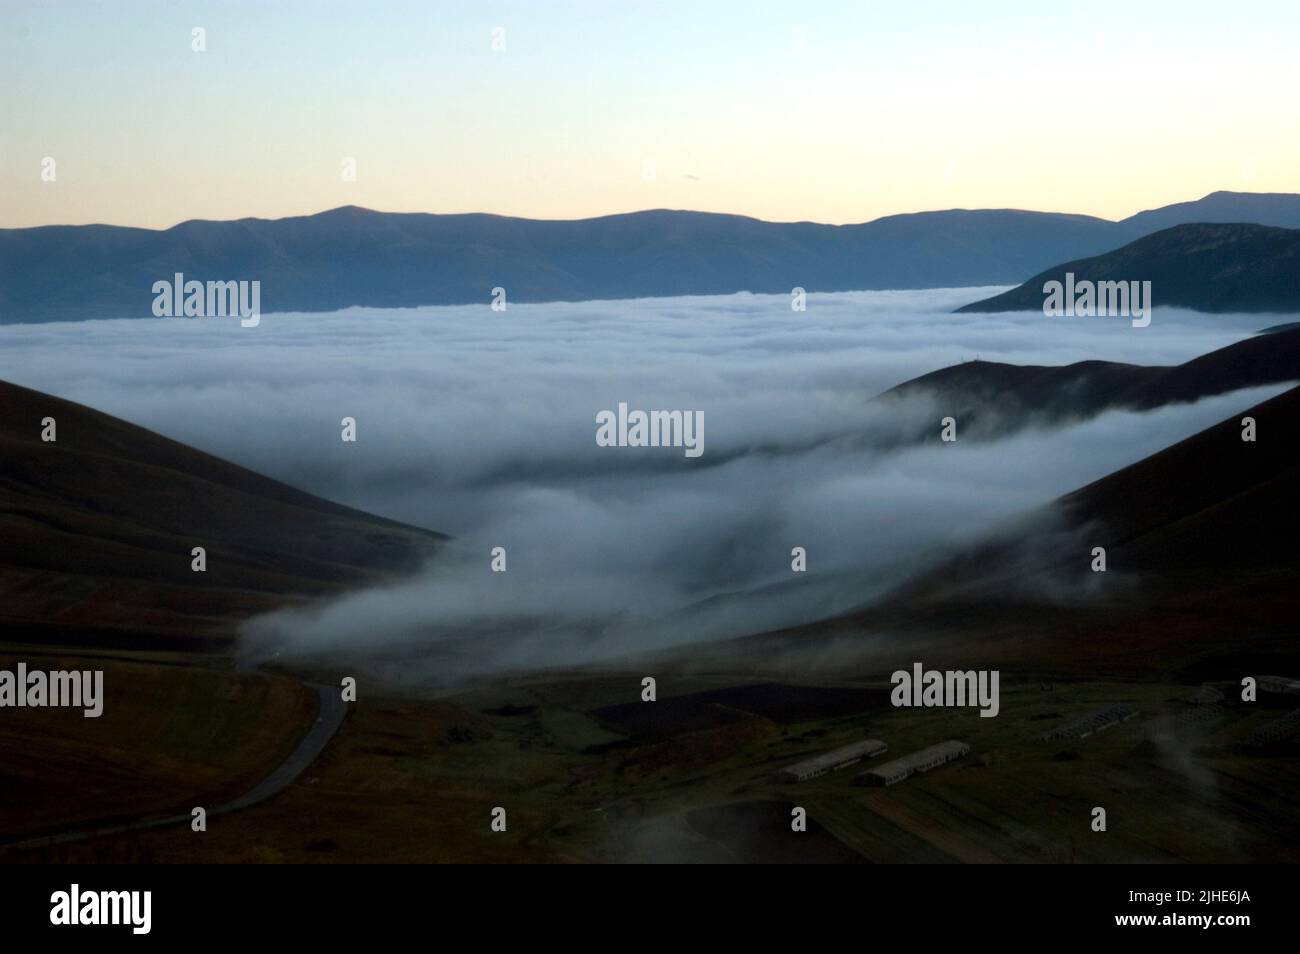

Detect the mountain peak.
[{"left": 957, "top": 221, "right": 1300, "bottom": 314}]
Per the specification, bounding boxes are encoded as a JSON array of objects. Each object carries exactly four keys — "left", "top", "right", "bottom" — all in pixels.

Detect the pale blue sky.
[{"left": 3, "top": 0, "right": 1298, "bottom": 227}]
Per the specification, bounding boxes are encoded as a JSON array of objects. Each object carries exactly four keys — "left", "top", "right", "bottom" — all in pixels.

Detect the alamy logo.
[
  {"left": 50, "top": 885, "right": 151, "bottom": 934},
  {"left": 0, "top": 664, "right": 103, "bottom": 718},
  {"left": 596, "top": 402, "right": 704, "bottom": 458},
  {"left": 891, "top": 662, "right": 1000, "bottom": 717},
  {"left": 151, "top": 272, "right": 261, "bottom": 327},
  {"left": 1043, "top": 272, "right": 1151, "bottom": 328}
]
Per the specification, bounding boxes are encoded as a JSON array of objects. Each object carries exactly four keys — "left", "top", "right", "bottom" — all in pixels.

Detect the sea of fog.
[{"left": 0, "top": 289, "right": 1289, "bottom": 674}]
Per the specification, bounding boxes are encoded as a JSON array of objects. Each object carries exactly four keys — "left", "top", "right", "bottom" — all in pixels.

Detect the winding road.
[{"left": 1, "top": 682, "right": 345, "bottom": 853}]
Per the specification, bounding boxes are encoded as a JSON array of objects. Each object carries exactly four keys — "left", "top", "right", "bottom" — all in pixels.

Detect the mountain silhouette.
[
  {"left": 7, "top": 191, "right": 1300, "bottom": 323},
  {"left": 957, "top": 223, "right": 1300, "bottom": 314},
  {"left": 0, "top": 379, "right": 444, "bottom": 648}
]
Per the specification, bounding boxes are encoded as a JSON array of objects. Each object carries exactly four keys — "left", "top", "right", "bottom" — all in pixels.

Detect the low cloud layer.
[{"left": 0, "top": 290, "right": 1286, "bottom": 678}]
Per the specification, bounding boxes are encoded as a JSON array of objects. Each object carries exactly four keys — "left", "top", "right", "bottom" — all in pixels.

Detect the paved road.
[{"left": 1, "top": 682, "right": 345, "bottom": 853}]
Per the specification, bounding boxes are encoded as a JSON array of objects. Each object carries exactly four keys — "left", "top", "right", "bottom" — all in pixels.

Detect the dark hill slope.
[
  {"left": 0, "top": 380, "right": 445, "bottom": 648},
  {"left": 876, "top": 325, "right": 1300, "bottom": 438},
  {"left": 957, "top": 223, "right": 1300, "bottom": 314},
  {"left": 726, "top": 385, "right": 1300, "bottom": 677}
]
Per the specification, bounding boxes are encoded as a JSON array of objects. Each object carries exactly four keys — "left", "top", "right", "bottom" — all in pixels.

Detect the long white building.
[
  {"left": 854, "top": 740, "right": 970, "bottom": 786},
  {"left": 778, "top": 739, "right": 888, "bottom": 782},
  {"left": 1039, "top": 704, "right": 1137, "bottom": 742},
  {"left": 1258, "top": 675, "right": 1300, "bottom": 697}
]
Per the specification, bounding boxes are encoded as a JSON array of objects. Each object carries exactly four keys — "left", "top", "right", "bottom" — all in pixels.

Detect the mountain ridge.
[
  {"left": 877, "top": 324, "right": 1300, "bottom": 439},
  {"left": 7, "top": 191, "right": 1300, "bottom": 324},
  {"left": 957, "top": 222, "right": 1300, "bottom": 314}
]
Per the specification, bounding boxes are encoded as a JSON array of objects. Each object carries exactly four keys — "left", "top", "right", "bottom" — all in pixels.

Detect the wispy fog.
[{"left": 0, "top": 290, "right": 1286, "bottom": 675}]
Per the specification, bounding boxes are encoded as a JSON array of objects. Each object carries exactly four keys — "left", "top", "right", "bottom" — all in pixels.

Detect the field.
[
  {"left": 0, "top": 646, "right": 316, "bottom": 847},
  {"left": 6, "top": 655, "right": 1296, "bottom": 863}
]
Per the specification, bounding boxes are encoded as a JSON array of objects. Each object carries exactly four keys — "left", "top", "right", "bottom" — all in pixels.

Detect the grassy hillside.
[
  {"left": 877, "top": 325, "right": 1300, "bottom": 439},
  {"left": 0, "top": 379, "right": 445, "bottom": 647},
  {"left": 957, "top": 223, "right": 1300, "bottom": 313},
  {"left": 0, "top": 651, "right": 316, "bottom": 845}
]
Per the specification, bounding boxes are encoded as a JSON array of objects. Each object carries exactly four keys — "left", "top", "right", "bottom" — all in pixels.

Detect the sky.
[
  {"left": 0, "top": 290, "right": 1287, "bottom": 676},
  {"left": 3, "top": 0, "right": 1299, "bottom": 229}
]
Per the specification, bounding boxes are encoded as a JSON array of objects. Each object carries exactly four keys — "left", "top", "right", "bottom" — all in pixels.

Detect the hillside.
[
  {"left": 957, "top": 223, "right": 1300, "bottom": 313},
  {"left": 0, "top": 380, "right": 445, "bottom": 647},
  {"left": 743, "top": 384, "right": 1300, "bottom": 676},
  {"left": 1121, "top": 190, "right": 1300, "bottom": 233},
  {"left": 876, "top": 325, "right": 1300, "bottom": 438}
]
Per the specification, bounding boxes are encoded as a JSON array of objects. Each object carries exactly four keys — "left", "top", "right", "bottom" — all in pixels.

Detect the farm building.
[
  {"left": 853, "top": 740, "right": 969, "bottom": 787},
  {"left": 1258, "top": 675, "right": 1300, "bottom": 697},
  {"left": 777, "top": 739, "right": 887, "bottom": 782},
  {"left": 1039, "top": 704, "right": 1137, "bottom": 741}
]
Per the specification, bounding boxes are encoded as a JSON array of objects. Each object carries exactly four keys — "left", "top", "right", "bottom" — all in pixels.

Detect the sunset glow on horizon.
[{"left": 4, "top": 0, "right": 1300, "bottom": 229}]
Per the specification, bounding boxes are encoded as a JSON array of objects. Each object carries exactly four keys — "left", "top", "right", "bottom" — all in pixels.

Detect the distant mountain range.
[
  {"left": 958, "top": 222, "right": 1300, "bottom": 314},
  {"left": 5, "top": 191, "right": 1300, "bottom": 323},
  {"left": 1122, "top": 190, "right": 1300, "bottom": 233},
  {"left": 0, "top": 380, "right": 444, "bottom": 648}
]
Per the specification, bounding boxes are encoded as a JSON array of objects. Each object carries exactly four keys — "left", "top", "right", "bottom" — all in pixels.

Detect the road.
[{"left": 1, "top": 682, "right": 345, "bottom": 853}]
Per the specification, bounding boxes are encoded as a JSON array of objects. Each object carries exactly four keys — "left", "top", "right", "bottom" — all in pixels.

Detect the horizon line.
[{"left": 6, "top": 189, "right": 1296, "bottom": 234}]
